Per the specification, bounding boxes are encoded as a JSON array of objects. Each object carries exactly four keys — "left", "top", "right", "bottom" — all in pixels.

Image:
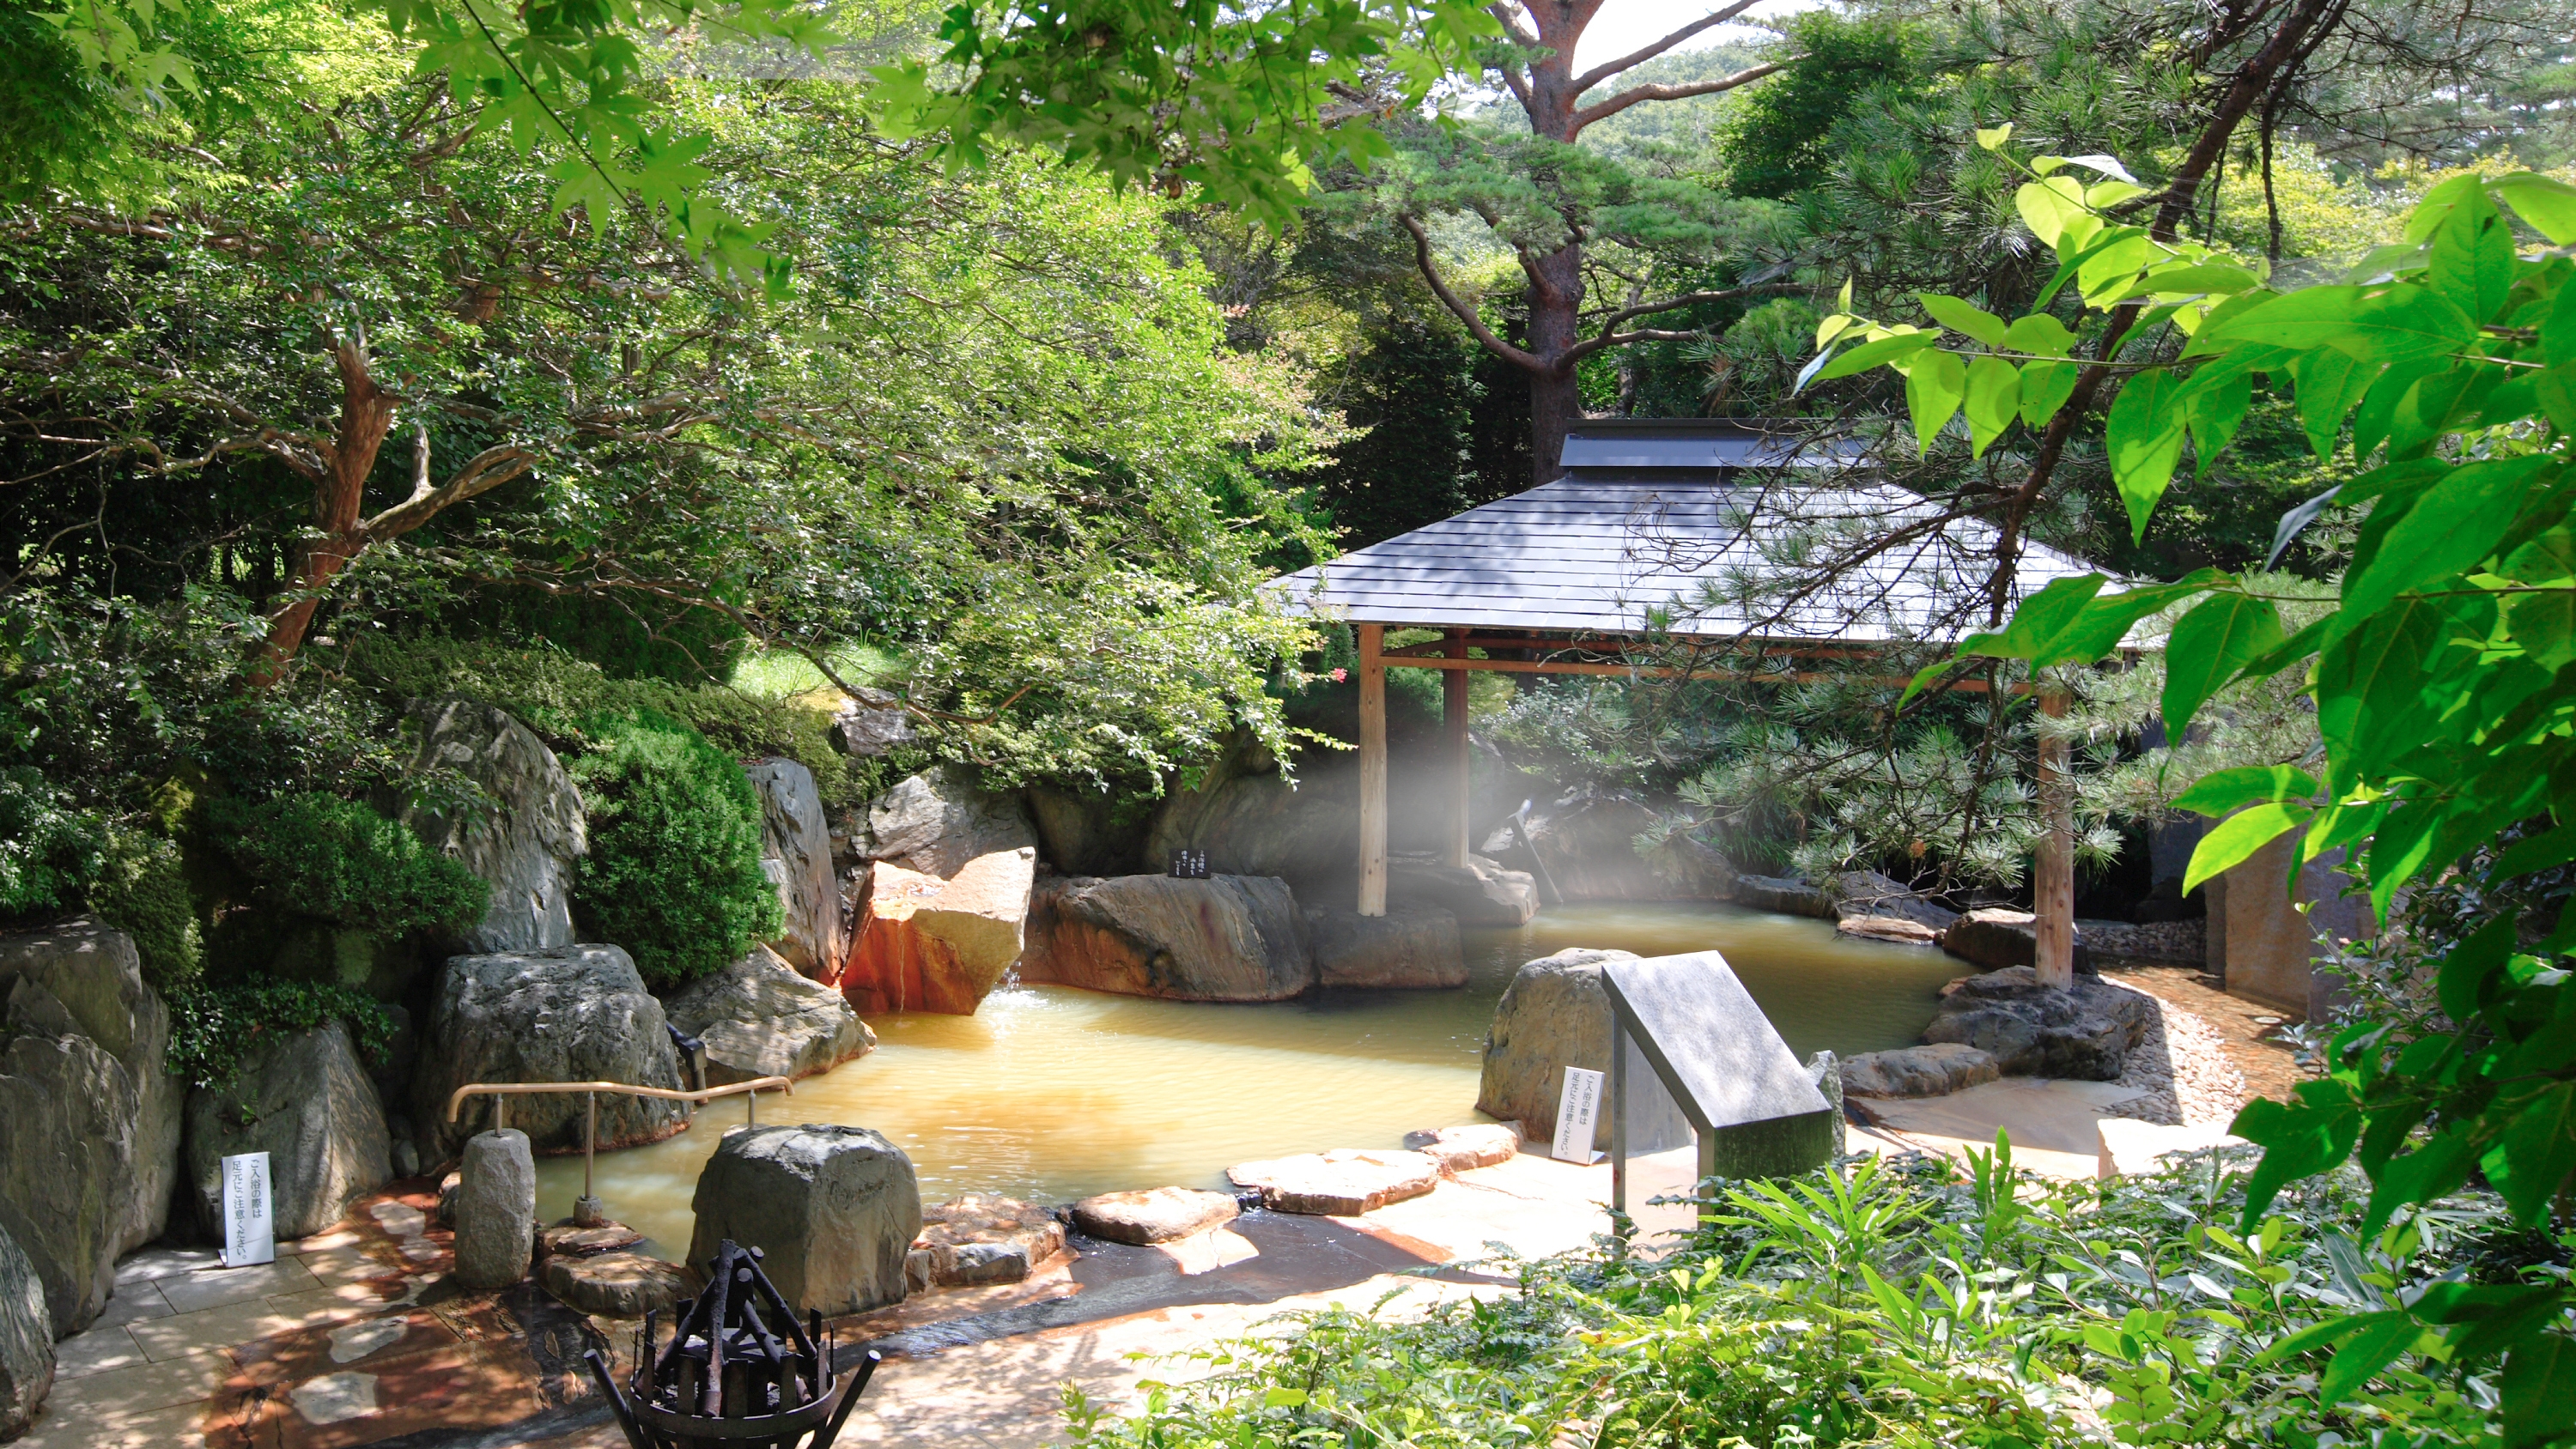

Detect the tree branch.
[
  {"left": 1571, "top": 62, "right": 1786, "bottom": 134},
  {"left": 1561, "top": 283, "right": 1805, "bottom": 366},
  {"left": 359, "top": 444, "right": 534, "bottom": 542},
  {"left": 1398, "top": 214, "right": 1544, "bottom": 373},
  {"left": 1571, "top": 0, "right": 1765, "bottom": 94},
  {"left": 1485, "top": 0, "right": 1540, "bottom": 49}
]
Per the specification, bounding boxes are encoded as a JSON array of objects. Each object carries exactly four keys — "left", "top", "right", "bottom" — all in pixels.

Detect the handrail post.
[
  {"left": 747, "top": 1085, "right": 756, "bottom": 1127},
  {"left": 573, "top": 1090, "right": 604, "bottom": 1228},
  {"left": 494, "top": 1092, "right": 507, "bottom": 1134}
]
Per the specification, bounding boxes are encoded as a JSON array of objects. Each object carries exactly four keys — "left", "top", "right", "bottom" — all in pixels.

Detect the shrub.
[
  {"left": 348, "top": 636, "right": 860, "bottom": 810},
  {"left": 0, "top": 766, "right": 103, "bottom": 916},
  {"left": 87, "top": 828, "right": 203, "bottom": 990},
  {"left": 1070, "top": 1146, "right": 2527, "bottom": 1449},
  {"left": 204, "top": 791, "right": 489, "bottom": 937},
  {"left": 165, "top": 979, "right": 394, "bottom": 1090},
  {"left": 567, "top": 710, "right": 783, "bottom": 988}
]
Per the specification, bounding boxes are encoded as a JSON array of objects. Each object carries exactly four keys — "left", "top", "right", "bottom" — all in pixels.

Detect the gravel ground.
[{"left": 2093, "top": 974, "right": 2251, "bottom": 1128}]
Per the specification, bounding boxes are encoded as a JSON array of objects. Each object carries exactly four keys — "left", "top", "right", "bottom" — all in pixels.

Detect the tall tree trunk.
[{"left": 1524, "top": 243, "right": 1586, "bottom": 486}]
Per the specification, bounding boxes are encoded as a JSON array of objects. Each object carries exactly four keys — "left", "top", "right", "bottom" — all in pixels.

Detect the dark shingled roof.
[{"left": 1269, "top": 421, "right": 2104, "bottom": 644}]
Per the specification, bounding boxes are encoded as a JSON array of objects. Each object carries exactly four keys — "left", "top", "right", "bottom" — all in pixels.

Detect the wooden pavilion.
[{"left": 1269, "top": 419, "right": 2105, "bottom": 984}]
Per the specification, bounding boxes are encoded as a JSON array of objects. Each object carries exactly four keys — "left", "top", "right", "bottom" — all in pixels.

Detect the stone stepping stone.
[
  {"left": 1401, "top": 1125, "right": 1520, "bottom": 1174},
  {"left": 908, "top": 1194, "right": 1067, "bottom": 1289},
  {"left": 1225, "top": 1149, "right": 1441, "bottom": 1216},
  {"left": 541, "top": 1252, "right": 690, "bottom": 1319},
  {"left": 1069, "top": 1187, "right": 1240, "bottom": 1246}
]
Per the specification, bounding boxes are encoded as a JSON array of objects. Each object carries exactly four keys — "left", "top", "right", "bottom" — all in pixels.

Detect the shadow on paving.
[{"left": 843, "top": 1207, "right": 1492, "bottom": 1366}]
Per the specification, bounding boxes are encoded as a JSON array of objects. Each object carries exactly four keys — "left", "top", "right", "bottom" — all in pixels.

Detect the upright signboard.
[
  {"left": 222, "top": 1151, "right": 275, "bottom": 1267},
  {"left": 1551, "top": 1067, "right": 1605, "bottom": 1163}
]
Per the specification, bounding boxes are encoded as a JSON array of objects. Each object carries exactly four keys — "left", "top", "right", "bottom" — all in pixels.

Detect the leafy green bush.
[
  {"left": 0, "top": 766, "right": 105, "bottom": 916},
  {"left": 348, "top": 636, "right": 860, "bottom": 810},
  {"left": 1072, "top": 1146, "right": 2524, "bottom": 1449},
  {"left": 567, "top": 710, "right": 783, "bottom": 988},
  {"left": 164, "top": 979, "right": 394, "bottom": 1090},
  {"left": 204, "top": 792, "right": 488, "bottom": 937},
  {"left": 87, "top": 828, "right": 203, "bottom": 990}
]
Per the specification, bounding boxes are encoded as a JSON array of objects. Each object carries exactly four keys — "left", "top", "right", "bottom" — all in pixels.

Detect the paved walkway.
[
  {"left": 31, "top": 1115, "right": 2138, "bottom": 1449},
  {"left": 31, "top": 1148, "right": 1712, "bottom": 1449}
]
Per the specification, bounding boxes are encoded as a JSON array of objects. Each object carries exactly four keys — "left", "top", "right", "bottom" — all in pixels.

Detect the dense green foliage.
[
  {"left": 1071, "top": 1149, "right": 2540, "bottom": 1448},
  {"left": 1855, "top": 152, "right": 2576, "bottom": 1440},
  {"left": 566, "top": 711, "right": 783, "bottom": 989},
  {"left": 164, "top": 978, "right": 394, "bottom": 1090},
  {"left": 349, "top": 638, "right": 877, "bottom": 811},
  {"left": 204, "top": 791, "right": 487, "bottom": 938},
  {"left": 83, "top": 828, "right": 203, "bottom": 990}
]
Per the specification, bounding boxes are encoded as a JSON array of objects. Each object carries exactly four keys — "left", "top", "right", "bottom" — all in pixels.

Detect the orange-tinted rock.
[{"left": 839, "top": 850, "right": 1034, "bottom": 1016}]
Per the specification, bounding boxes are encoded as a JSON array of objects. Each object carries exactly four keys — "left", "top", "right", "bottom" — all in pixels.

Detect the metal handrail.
[{"left": 446, "top": 1076, "right": 793, "bottom": 1215}]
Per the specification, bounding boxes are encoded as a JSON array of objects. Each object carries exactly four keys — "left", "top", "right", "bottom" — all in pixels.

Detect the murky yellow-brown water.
[{"left": 536, "top": 901, "right": 1962, "bottom": 1254}]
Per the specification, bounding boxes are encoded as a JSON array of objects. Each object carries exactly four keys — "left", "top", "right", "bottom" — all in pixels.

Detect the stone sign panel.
[{"left": 1601, "top": 951, "right": 1836, "bottom": 1211}]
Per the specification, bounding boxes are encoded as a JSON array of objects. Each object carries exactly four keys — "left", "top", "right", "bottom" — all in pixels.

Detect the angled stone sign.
[{"left": 1601, "top": 951, "right": 1836, "bottom": 1212}]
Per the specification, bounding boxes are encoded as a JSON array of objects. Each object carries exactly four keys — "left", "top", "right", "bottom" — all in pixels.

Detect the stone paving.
[
  {"left": 24, "top": 1124, "right": 2116, "bottom": 1449},
  {"left": 23, "top": 1148, "right": 1710, "bottom": 1449}
]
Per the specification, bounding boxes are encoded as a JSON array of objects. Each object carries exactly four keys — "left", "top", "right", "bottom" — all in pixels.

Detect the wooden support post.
[
  {"left": 1444, "top": 628, "right": 1470, "bottom": 868},
  {"left": 1358, "top": 623, "right": 1388, "bottom": 916},
  {"left": 2033, "top": 687, "right": 2075, "bottom": 990}
]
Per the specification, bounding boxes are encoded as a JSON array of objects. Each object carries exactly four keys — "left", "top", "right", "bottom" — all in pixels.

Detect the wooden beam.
[
  {"left": 2033, "top": 687, "right": 2075, "bottom": 990},
  {"left": 1358, "top": 623, "right": 1388, "bottom": 916},
  {"left": 1444, "top": 628, "right": 1470, "bottom": 867},
  {"left": 1378, "top": 653, "right": 2012, "bottom": 692},
  {"left": 1382, "top": 635, "right": 1893, "bottom": 663}
]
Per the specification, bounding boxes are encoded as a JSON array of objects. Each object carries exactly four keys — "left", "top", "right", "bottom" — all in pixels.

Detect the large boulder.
[
  {"left": 1840, "top": 1042, "right": 2001, "bottom": 1098},
  {"left": 665, "top": 945, "right": 874, "bottom": 1084},
  {"left": 744, "top": 759, "right": 848, "bottom": 980},
  {"left": 1386, "top": 854, "right": 1539, "bottom": 927},
  {"left": 183, "top": 1021, "right": 392, "bottom": 1241},
  {"left": 1477, "top": 947, "right": 1631, "bottom": 1144},
  {"left": 0, "top": 919, "right": 183, "bottom": 1330},
  {"left": 453, "top": 1128, "right": 537, "bottom": 1289},
  {"left": 0, "top": 1222, "right": 52, "bottom": 1440},
  {"left": 400, "top": 698, "right": 587, "bottom": 955},
  {"left": 1921, "top": 967, "right": 2155, "bottom": 1080},
  {"left": 854, "top": 767, "right": 1037, "bottom": 879},
  {"left": 841, "top": 851, "right": 1034, "bottom": 1016},
  {"left": 1827, "top": 872, "right": 1959, "bottom": 932},
  {"left": 1023, "top": 875, "right": 1313, "bottom": 1002},
  {"left": 689, "top": 1125, "right": 921, "bottom": 1315},
  {"left": 1304, "top": 906, "right": 1465, "bottom": 990},
  {"left": 827, "top": 687, "right": 918, "bottom": 757},
  {"left": 1730, "top": 875, "right": 1834, "bottom": 919},
  {"left": 1941, "top": 908, "right": 2095, "bottom": 973},
  {"left": 415, "top": 945, "right": 689, "bottom": 1161}
]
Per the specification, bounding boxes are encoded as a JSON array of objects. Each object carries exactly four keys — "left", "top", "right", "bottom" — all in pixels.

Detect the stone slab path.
[
  {"left": 33, "top": 1126, "right": 2116, "bottom": 1449},
  {"left": 27, "top": 1149, "right": 1710, "bottom": 1449}
]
